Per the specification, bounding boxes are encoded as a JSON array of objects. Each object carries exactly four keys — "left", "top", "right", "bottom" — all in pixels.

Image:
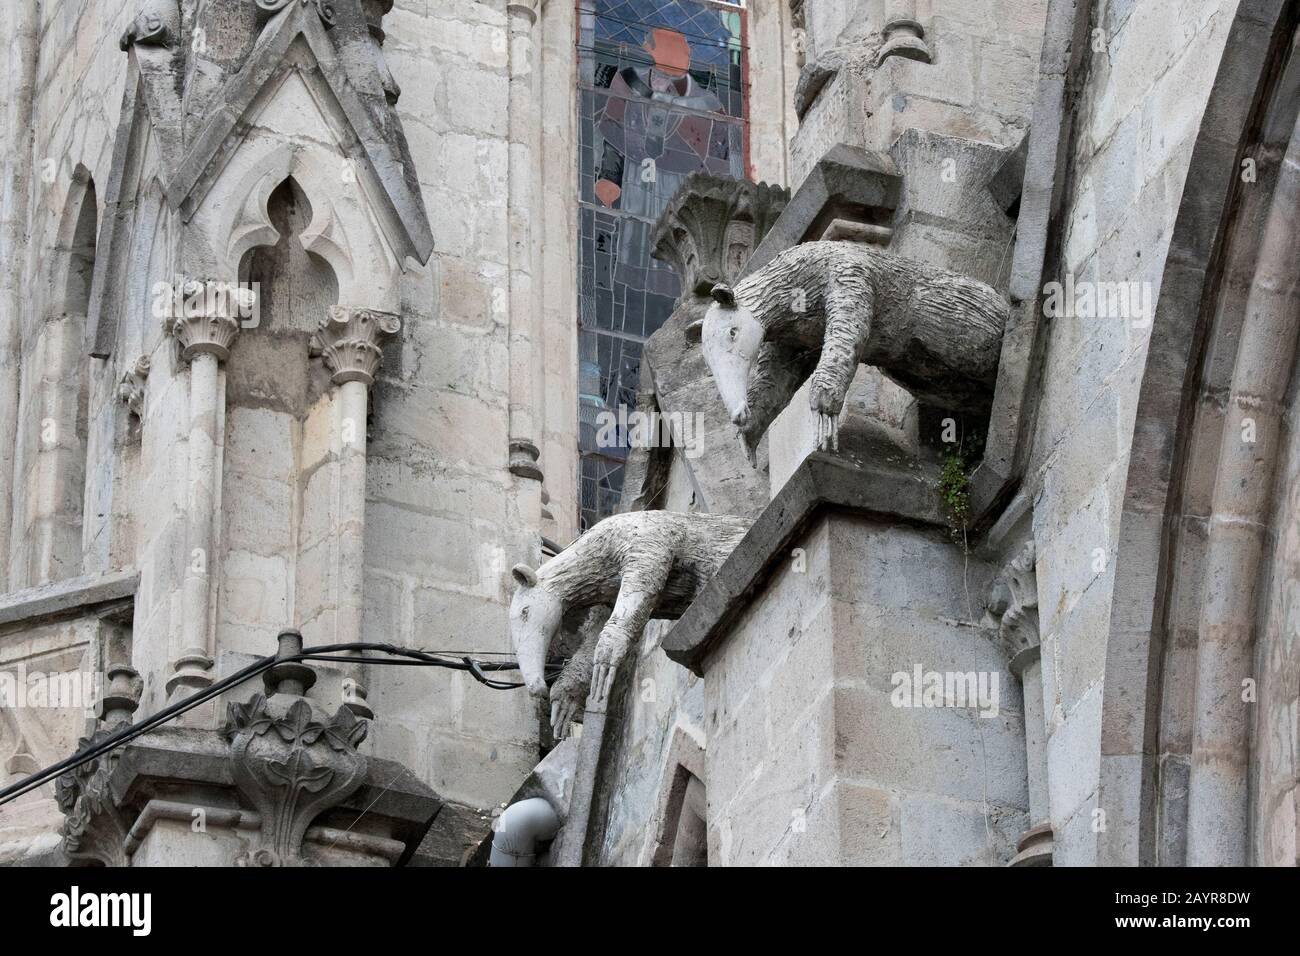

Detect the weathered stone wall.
[
  {"left": 343, "top": 0, "right": 580, "bottom": 807},
  {"left": 0, "top": 0, "right": 583, "bottom": 855},
  {"left": 1025, "top": 0, "right": 1238, "bottom": 864},
  {"left": 702, "top": 515, "right": 1023, "bottom": 865},
  {"left": 747, "top": 0, "right": 800, "bottom": 184},
  {"left": 791, "top": 0, "right": 1047, "bottom": 189}
]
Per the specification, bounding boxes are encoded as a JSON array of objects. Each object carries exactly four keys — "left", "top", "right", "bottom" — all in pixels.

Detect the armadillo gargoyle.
[
  {"left": 685, "top": 240, "right": 1009, "bottom": 463},
  {"left": 509, "top": 510, "right": 752, "bottom": 737}
]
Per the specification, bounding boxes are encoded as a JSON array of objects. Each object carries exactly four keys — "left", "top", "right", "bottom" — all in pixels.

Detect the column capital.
[
  {"left": 507, "top": 0, "right": 539, "bottom": 26},
  {"left": 986, "top": 540, "right": 1040, "bottom": 675},
  {"left": 310, "top": 305, "right": 401, "bottom": 387},
  {"left": 165, "top": 278, "right": 248, "bottom": 362}
]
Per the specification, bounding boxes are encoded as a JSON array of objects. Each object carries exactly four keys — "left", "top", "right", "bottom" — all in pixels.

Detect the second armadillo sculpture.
[{"left": 509, "top": 510, "right": 752, "bottom": 736}]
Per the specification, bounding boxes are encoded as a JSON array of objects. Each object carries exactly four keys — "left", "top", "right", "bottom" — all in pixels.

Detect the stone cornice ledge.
[
  {"left": 662, "top": 454, "right": 947, "bottom": 675},
  {"left": 109, "top": 726, "right": 442, "bottom": 860},
  {"left": 0, "top": 569, "right": 139, "bottom": 629}
]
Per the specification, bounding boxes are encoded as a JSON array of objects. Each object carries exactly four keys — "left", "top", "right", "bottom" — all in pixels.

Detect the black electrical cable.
[{"left": 0, "top": 642, "right": 557, "bottom": 809}]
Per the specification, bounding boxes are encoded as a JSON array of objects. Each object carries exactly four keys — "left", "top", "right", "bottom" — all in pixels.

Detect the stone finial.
[
  {"left": 165, "top": 279, "right": 247, "bottom": 362},
  {"left": 119, "top": 0, "right": 180, "bottom": 52},
  {"left": 360, "top": 0, "right": 400, "bottom": 104},
  {"left": 55, "top": 727, "right": 132, "bottom": 867},
  {"left": 253, "top": 0, "right": 337, "bottom": 27},
  {"left": 117, "top": 355, "right": 150, "bottom": 422},
  {"left": 652, "top": 174, "right": 791, "bottom": 301},
  {"left": 224, "top": 632, "right": 369, "bottom": 867},
  {"left": 309, "top": 306, "right": 401, "bottom": 386},
  {"left": 988, "top": 540, "right": 1040, "bottom": 674}
]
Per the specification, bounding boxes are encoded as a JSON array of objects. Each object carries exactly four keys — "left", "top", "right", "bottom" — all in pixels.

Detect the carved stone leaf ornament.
[
  {"left": 254, "top": 0, "right": 337, "bottom": 27},
  {"left": 119, "top": 0, "right": 179, "bottom": 51},
  {"left": 309, "top": 306, "right": 402, "bottom": 386},
  {"left": 55, "top": 727, "right": 132, "bottom": 867},
  {"left": 225, "top": 693, "right": 369, "bottom": 866}
]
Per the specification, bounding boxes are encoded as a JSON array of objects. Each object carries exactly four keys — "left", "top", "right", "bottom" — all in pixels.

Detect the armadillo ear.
[
  {"left": 684, "top": 319, "right": 704, "bottom": 343},
  {"left": 711, "top": 283, "right": 736, "bottom": 308},
  {"left": 511, "top": 563, "right": 538, "bottom": 588}
]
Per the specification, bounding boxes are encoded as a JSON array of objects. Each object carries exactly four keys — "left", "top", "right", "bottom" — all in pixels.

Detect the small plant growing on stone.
[{"left": 938, "top": 429, "right": 985, "bottom": 544}]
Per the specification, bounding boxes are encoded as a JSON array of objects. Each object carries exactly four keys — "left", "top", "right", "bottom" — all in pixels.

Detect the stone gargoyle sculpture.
[
  {"left": 685, "top": 240, "right": 1009, "bottom": 462},
  {"left": 509, "top": 510, "right": 752, "bottom": 736}
]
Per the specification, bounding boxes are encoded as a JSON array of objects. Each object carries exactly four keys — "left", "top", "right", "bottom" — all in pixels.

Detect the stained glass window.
[{"left": 577, "top": 0, "right": 748, "bottom": 531}]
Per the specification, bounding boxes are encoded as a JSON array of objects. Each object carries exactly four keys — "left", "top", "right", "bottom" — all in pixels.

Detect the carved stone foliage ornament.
[
  {"left": 119, "top": 0, "right": 180, "bottom": 52},
  {"left": 309, "top": 306, "right": 401, "bottom": 386},
  {"left": 224, "top": 694, "right": 369, "bottom": 867},
  {"left": 117, "top": 355, "right": 150, "bottom": 424},
  {"left": 254, "top": 0, "right": 337, "bottom": 28},
  {"left": 652, "top": 174, "right": 790, "bottom": 300},
  {"left": 56, "top": 727, "right": 131, "bottom": 867},
  {"left": 55, "top": 664, "right": 143, "bottom": 867},
  {"left": 164, "top": 278, "right": 249, "bottom": 362},
  {"left": 991, "top": 540, "right": 1040, "bottom": 673}
]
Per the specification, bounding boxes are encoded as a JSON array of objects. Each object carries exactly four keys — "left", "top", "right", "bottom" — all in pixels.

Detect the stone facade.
[{"left": 2, "top": 0, "right": 1298, "bottom": 869}]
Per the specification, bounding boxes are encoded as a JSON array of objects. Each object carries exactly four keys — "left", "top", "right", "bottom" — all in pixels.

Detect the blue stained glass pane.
[{"left": 575, "top": 0, "right": 748, "bottom": 530}]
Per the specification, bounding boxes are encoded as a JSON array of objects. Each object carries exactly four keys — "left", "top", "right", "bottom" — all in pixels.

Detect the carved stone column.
[
  {"left": 165, "top": 279, "right": 243, "bottom": 708},
  {"left": 309, "top": 305, "right": 400, "bottom": 718},
  {"left": 507, "top": 0, "right": 544, "bottom": 486},
  {"left": 988, "top": 540, "right": 1052, "bottom": 866},
  {"left": 878, "top": 0, "right": 933, "bottom": 66}
]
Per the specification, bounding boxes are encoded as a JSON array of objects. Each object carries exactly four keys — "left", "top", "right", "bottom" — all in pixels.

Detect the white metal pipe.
[{"left": 489, "top": 796, "right": 560, "bottom": 867}]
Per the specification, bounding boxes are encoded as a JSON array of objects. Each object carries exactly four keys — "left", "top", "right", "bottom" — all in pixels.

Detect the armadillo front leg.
[
  {"left": 590, "top": 548, "right": 673, "bottom": 706},
  {"left": 809, "top": 264, "right": 874, "bottom": 452},
  {"left": 550, "top": 605, "right": 609, "bottom": 738}
]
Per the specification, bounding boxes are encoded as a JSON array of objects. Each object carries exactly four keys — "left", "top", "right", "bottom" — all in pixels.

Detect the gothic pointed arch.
[{"left": 1099, "top": 0, "right": 1300, "bottom": 866}]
